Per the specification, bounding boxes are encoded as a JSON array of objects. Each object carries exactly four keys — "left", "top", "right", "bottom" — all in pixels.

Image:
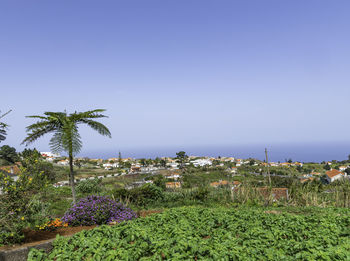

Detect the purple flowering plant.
[{"left": 61, "top": 195, "right": 137, "bottom": 226}]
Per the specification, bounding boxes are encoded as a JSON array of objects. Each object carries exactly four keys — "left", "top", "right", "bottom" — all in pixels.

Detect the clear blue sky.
[{"left": 1, "top": 1, "right": 350, "bottom": 160}]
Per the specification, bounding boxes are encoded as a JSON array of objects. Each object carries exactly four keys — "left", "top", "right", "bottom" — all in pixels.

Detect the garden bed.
[
  {"left": 27, "top": 206, "right": 350, "bottom": 260},
  {"left": 0, "top": 226, "right": 96, "bottom": 252},
  {"left": 0, "top": 209, "right": 162, "bottom": 252}
]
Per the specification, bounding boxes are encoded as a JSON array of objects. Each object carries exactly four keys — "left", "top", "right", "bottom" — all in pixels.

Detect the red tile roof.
[{"left": 326, "top": 169, "right": 344, "bottom": 179}]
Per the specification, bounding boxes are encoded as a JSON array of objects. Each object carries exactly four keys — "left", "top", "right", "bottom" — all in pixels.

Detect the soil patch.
[
  {"left": 0, "top": 226, "right": 96, "bottom": 252},
  {"left": 137, "top": 209, "right": 163, "bottom": 217},
  {"left": 264, "top": 210, "right": 282, "bottom": 214}
]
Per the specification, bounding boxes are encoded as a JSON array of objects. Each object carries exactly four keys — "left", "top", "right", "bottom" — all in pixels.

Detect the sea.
[{"left": 81, "top": 142, "right": 350, "bottom": 163}]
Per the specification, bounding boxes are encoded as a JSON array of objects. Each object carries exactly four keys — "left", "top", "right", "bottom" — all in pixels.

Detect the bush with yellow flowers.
[{"left": 0, "top": 162, "right": 51, "bottom": 245}]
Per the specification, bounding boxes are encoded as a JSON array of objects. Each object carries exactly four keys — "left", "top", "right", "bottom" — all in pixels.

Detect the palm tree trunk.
[{"left": 69, "top": 151, "right": 77, "bottom": 204}]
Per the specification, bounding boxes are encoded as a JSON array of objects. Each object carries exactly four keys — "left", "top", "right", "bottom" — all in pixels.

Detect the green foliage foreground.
[{"left": 28, "top": 206, "right": 350, "bottom": 260}]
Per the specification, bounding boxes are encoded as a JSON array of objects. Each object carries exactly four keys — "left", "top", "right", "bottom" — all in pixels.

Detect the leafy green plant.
[
  {"left": 113, "top": 183, "right": 164, "bottom": 207},
  {"left": 76, "top": 177, "right": 102, "bottom": 194},
  {"left": 28, "top": 206, "right": 350, "bottom": 260}
]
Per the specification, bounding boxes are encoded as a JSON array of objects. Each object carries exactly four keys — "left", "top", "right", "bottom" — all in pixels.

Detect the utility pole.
[
  {"left": 118, "top": 151, "right": 122, "bottom": 168},
  {"left": 265, "top": 148, "right": 271, "bottom": 186}
]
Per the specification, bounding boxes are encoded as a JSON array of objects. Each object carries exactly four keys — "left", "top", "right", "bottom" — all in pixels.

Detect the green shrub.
[
  {"left": 113, "top": 184, "right": 164, "bottom": 207},
  {"left": 191, "top": 186, "right": 210, "bottom": 201},
  {"left": 20, "top": 149, "right": 56, "bottom": 182},
  {"left": 151, "top": 175, "right": 166, "bottom": 190},
  {"left": 0, "top": 170, "right": 50, "bottom": 245},
  {"left": 76, "top": 178, "right": 102, "bottom": 194}
]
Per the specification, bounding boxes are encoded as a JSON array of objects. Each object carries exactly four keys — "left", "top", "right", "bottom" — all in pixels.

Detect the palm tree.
[
  {"left": 0, "top": 110, "right": 11, "bottom": 143},
  {"left": 22, "top": 109, "right": 111, "bottom": 203}
]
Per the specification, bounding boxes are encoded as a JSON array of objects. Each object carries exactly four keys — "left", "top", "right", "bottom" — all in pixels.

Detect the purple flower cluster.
[{"left": 61, "top": 195, "right": 137, "bottom": 226}]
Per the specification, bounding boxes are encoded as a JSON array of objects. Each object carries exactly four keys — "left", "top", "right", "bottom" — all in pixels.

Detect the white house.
[
  {"left": 339, "top": 166, "right": 348, "bottom": 172},
  {"left": 191, "top": 159, "right": 212, "bottom": 167},
  {"left": 103, "top": 163, "right": 119, "bottom": 170},
  {"left": 41, "top": 152, "right": 60, "bottom": 158},
  {"left": 326, "top": 169, "right": 346, "bottom": 183},
  {"left": 167, "top": 162, "right": 179, "bottom": 169},
  {"left": 166, "top": 174, "right": 181, "bottom": 180},
  {"left": 231, "top": 167, "right": 238, "bottom": 174},
  {"left": 57, "top": 159, "right": 69, "bottom": 166}
]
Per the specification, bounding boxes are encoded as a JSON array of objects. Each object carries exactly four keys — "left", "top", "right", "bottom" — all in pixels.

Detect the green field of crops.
[{"left": 28, "top": 207, "right": 350, "bottom": 260}]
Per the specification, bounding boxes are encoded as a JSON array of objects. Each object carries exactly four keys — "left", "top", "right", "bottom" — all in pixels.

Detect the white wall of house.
[{"left": 327, "top": 174, "right": 343, "bottom": 183}]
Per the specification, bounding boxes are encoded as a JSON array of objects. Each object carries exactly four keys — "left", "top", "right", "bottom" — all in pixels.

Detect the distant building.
[
  {"left": 339, "top": 166, "right": 348, "bottom": 171},
  {"left": 166, "top": 182, "right": 181, "bottom": 189},
  {"left": 292, "top": 162, "right": 303, "bottom": 167},
  {"left": 300, "top": 177, "right": 314, "bottom": 183},
  {"left": 310, "top": 172, "right": 321, "bottom": 176},
  {"left": 165, "top": 173, "right": 181, "bottom": 180},
  {"left": 325, "top": 169, "right": 346, "bottom": 183},
  {"left": 210, "top": 180, "right": 241, "bottom": 189},
  {"left": 41, "top": 152, "right": 60, "bottom": 158},
  {"left": 130, "top": 166, "right": 141, "bottom": 173},
  {"left": 167, "top": 162, "right": 179, "bottom": 169},
  {"left": 191, "top": 159, "right": 212, "bottom": 167},
  {"left": 280, "top": 162, "right": 290, "bottom": 167},
  {"left": 269, "top": 162, "right": 279, "bottom": 167},
  {"left": 103, "top": 162, "right": 119, "bottom": 170},
  {"left": 231, "top": 167, "right": 238, "bottom": 174},
  {"left": 57, "top": 159, "right": 69, "bottom": 166}
]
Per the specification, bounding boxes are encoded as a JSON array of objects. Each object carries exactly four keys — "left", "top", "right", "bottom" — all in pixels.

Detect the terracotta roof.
[
  {"left": 311, "top": 172, "right": 321, "bottom": 176},
  {"left": 300, "top": 177, "right": 314, "bottom": 183},
  {"left": 326, "top": 169, "right": 344, "bottom": 179},
  {"left": 166, "top": 182, "right": 181, "bottom": 188},
  {"left": 210, "top": 180, "right": 240, "bottom": 187},
  {"left": 280, "top": 163, "right": 290, "bottom": 166}
]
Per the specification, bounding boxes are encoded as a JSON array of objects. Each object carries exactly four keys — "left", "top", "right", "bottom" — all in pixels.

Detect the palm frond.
[
  {"left": 0, "top": 110, "right": 11, "bottom": 143},
  {"left": 0, "top": 128, "right": 6, "bottom": 142},
  {"left": 25, "top": 120, "right": 59, "bottom": 132},
  {"left": 71, "top": 109, "right": 108, "bottom": 120},
  {"left": 49, "top": 130, "right": 64, "bottom": 153},
  {"left": 79, "top": 119, "right": 112, "bottom": 138},
  {"left": 26, "top": 115, "right": 49, "bottom": 120},
  {"left": 23, "top": 109, "right": 110, "bottom": 155},
  {"left": 60, "top": 123, "right": 82, "bottom": 155},
  {"left": 22, "top": 124, "right": 57, "bottom": 145}
]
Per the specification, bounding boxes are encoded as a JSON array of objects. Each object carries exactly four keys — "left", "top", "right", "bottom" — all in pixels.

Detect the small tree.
[
  {"left": 176, "top": 151, "right": 188, "bottom": 169},
  {"left": 345, "top": 168, "right": 350, "bottom": 175},
  {"left": 249, "top": 159, "right": 255, "bottom": 166},
  {"left": 0, "top": 145, "right": 19, "bottom": 165},
  {"left": 140, "top": 158, "right": 147, "bottom": 167},
  {"left": 160, "top": 159, "right": 167, "bottom": 168},
  {"left": 22, "top": 109, "right": 111, "bottom": 204}
]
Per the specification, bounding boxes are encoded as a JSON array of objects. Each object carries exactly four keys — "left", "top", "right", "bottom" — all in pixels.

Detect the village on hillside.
[{"left": 2, "top": 149, "right": 349, "bottom": 192}]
